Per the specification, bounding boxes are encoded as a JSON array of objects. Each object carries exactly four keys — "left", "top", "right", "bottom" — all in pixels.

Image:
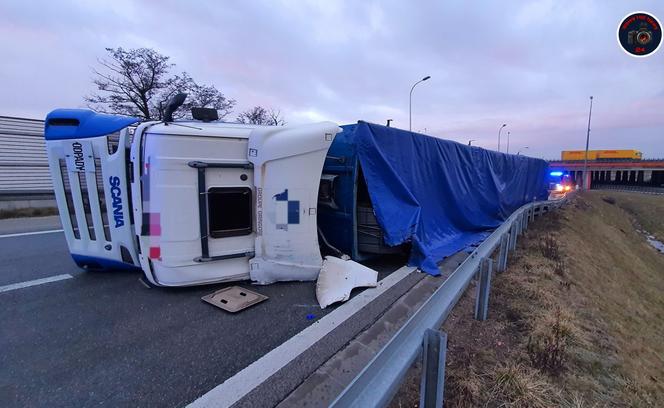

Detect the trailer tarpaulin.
[{"left": 349, "top": 121, "right": 548, "bottom": 275}]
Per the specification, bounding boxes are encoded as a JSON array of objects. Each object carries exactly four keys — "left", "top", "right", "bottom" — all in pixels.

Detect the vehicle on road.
[
  {"left": 561, "top": 149, "right": 642, "bottom": 162},
  {"left": 45, "top": 99, "right": 341, "bottom": 287},
  {"left": 44, "top": 95, "right": 550, "bottom": 296}
]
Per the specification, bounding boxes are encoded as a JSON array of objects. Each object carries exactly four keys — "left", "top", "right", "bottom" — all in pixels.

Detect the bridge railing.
[{"left": 592, "top": 184, "right": 664, "bottom": 195}]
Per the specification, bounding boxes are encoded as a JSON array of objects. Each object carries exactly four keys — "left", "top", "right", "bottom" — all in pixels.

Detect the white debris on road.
[{"left": 316, "top": 256, "right": 378, "bottom": 308}]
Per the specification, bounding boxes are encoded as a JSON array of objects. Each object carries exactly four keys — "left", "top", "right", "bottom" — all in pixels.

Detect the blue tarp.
[{"left": 349, "top": 121, "right": 549, "bottom": 275}]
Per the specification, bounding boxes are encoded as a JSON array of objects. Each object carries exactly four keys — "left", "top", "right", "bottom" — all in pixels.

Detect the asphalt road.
[{"left": 0, "top": 225, "right": 405, "bottom": 407}]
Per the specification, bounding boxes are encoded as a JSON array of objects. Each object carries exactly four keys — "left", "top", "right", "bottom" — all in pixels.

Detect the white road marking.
[
  {"left": 0, "top": 229, "right": 64, "bottom": 239},
  {"left": 0, "top": 274, "right": 73, "bottom": 293},
  {"left": 188, "top": 265, "right": 417, "bottom": 408}
]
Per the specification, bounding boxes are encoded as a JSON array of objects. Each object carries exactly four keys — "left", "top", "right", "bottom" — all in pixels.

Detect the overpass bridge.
[{"left": 548, "top": 159, "right": 664, "bottom": 190}]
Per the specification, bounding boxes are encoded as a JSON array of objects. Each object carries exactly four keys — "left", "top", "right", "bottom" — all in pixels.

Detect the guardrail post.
[
  {"left": 420, "top": 329, "right": 447, "bottom": 408},
  {"left": 514, "top": 218, "right": 520, "bottom": 237},
  {"left": 474, "top": 258, "right": 493, "bottom": 321},
  {"left": 530, "top": 203, "right": 536, "bottom": 222},
  {"left": 521, "top": 210, "right": 526, "bottom": 231},
  {"left": 497, "top": 234, "right": 508, "bottom": 272},
  {"left": 509, "top": 224, "right": 518, "bottom": 251},
  {"left": 515, "top": 216, "right": 520, "bottom": 236}
]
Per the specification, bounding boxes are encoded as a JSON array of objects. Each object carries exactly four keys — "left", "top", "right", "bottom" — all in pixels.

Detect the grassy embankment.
[{"left": 391, "top": 191, "right": 664, "bottom": 407}]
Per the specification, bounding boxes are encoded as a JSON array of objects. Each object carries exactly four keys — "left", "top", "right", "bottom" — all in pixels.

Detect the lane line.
[
  {"left": 188, "top": 265, "right": 417, "bottom": 408},
  {"left": 0, "top": 229, "right": 64, "bottom": 239},
  {"left": 0, "top": 274, "right": 73, "bottom": 293}
]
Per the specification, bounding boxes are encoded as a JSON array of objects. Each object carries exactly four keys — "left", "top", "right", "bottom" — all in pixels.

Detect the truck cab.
[{"left": 45, "top": 109, "right": 340, "bottom": 286}]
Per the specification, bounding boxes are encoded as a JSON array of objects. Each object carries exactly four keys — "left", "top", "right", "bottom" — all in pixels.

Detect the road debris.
[{"left": 202, "top": 286, "right": 268, "bottom": 313}]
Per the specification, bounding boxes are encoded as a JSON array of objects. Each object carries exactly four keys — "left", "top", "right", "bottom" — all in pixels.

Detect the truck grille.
[
  {"left": 59, "top": 159, "right": 80, "bottom": 239},
  {"left": 106, "top": 130, "right": 133, "bottom": 155},
  {"left": 57, "top": 157, "right": 111, "bottom": 242},
  {"left": 95, "top": 158, "right": 112, "bottom": 241}
]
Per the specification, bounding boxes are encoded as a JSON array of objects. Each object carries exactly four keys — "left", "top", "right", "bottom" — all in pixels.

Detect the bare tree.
[
  {"left": 86, "top": 47, "right": 235, "bottom": 120},
  {"left": 236, "top": 106, "right": 268, "bottom": 124},
  {"left": 237, "top": 106, "right": 286, "bottom": 125},
  {"left": 267, "top": 108, "right": 287, "bottom": 126}
]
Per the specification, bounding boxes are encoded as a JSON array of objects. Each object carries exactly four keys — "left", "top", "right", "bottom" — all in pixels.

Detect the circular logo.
[{"left": 617, "top": 11, "right": 662, "bottom": 57}]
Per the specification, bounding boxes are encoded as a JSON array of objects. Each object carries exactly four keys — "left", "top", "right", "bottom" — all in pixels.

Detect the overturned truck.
[{"left": 44, "top": 102, "right": 548, "bottom": 305}]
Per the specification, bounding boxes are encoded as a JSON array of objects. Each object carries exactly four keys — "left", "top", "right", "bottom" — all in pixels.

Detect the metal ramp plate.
[{"left": 202, "top": 286, "right": 268, "bottom": 313}]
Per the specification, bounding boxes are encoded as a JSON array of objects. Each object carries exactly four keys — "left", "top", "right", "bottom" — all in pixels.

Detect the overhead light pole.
[
  {"left": 517, "top": 146, "right": 529, "bottom": 155},
  {"left": 386, "top": 119, "right": 393, "bottom": 127},
  {"left": 506, "top": 131, "right": 511, "bottom": 154},
  {"left": 583, "top": 96, "right": 594, "bottom": 190},
  {"left": 497, "top": 123, "right": 506, "bottom": 151},
  {"left": 409, "top": 75, "right": 431, "bottom": 131},
  {"left": 468, "top": 139, "right": 476, "bottom": 146}
]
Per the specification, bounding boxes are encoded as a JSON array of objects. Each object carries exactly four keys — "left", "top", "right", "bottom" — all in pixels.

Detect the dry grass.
[
  {"left": 601, "top": 191, "right": 664, "bottom": 241},
  {"left": 559, "top": 192, "right": 664, "bottom": 405},
  {"left": 389, "top": 191, "right": 664, "bottom": 407},
  {"left": 526, "top": 307, "right": 575, "bottom": 375},
  {"left": 487, "top": 363, "right": 557, "bottom": 408}
]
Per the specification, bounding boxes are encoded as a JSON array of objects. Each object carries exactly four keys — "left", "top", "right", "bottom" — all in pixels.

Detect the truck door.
[{"left": 248, "top": 122, "right": 341, "bottom": 284}]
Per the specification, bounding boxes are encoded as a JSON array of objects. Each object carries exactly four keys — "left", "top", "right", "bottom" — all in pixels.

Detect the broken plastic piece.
[{"left": 316, "top": 256, "right": 378, "bottom": 309}]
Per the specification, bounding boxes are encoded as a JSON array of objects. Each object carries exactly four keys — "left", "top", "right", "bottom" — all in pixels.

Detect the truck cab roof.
[
  {"left": 145, "top": 120, "right": 277, "bottom": 139},
  {"left": 45, "top": 108, "right": 287, "bottom": 141}
]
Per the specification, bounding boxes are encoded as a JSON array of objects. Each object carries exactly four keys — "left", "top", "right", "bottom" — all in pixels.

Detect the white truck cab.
[{"left": 45, "top": 106, "right": 341, "bottom": 287}]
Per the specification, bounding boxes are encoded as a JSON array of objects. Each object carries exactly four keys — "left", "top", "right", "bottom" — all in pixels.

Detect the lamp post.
[
  {"left": 468, "top": 139, "right": 476, "bottom": 146},
  {"left": 386, "top": 119, "right": 393, "bottom": 127},
  {"left": 497, "top": 123, "right": 506, "bottom": 151},
  {"left": 582, "top": 96, "right": 594, "bottom": 190},
  {"left": 506, "top": 131, "right": 511, "bottom": 154},
  {"left": 517, "top": 146, "right": 529, "bottom": 155},
  {"left": 409, "top": 75, "right": 431, "bottom": 131}
]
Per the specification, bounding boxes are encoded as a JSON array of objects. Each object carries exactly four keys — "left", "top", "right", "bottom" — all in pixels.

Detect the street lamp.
[
  {"left": 468, "top": 139, "right": 476, "bottom": 146},
  {"left": 497, "top": 123, "right": 506, "bottom": 151},
  {"left": 517, "top": 146, "right": 529, "bottom": 155},
  {"left": 582, "top": 96, "right": 594, "bottom": 190},
  {"left": 386, "top": 119, "right": 393, "bottom": 127},
  {"left": 506, "top": 131, "right": 511, "bottom": 154},
  {"left": 409, "top": 75, "right": 431, "bottom": 131}
]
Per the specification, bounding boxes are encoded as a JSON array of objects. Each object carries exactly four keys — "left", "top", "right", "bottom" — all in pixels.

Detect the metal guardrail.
[{"left": 330, "top": 196, "right": 569, "bottom": 408}]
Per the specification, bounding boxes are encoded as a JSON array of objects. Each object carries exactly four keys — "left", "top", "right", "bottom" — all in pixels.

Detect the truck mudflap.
[
  {"left": 248, "top": 122, "right": 342, "bottom": 284},
  {"left": 44, "top": 109, "right": 140, "bottom": 270}
]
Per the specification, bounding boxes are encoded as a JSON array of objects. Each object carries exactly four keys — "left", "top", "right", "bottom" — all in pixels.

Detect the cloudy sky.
[{"left": 1, "top": 0, "right": 663, "bottom": 158}]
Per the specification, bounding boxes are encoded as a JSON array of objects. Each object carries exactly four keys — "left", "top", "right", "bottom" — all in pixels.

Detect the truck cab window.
[{"left": 208, "top": 187, "right": 252, "bottom": 238}]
